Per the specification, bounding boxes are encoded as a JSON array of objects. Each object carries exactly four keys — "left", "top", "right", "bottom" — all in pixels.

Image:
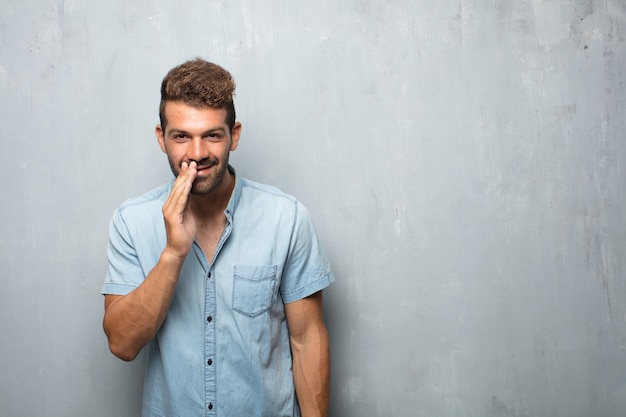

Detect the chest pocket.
[{"left": 232, "top": 265, "right": 277, "bottom": 318}]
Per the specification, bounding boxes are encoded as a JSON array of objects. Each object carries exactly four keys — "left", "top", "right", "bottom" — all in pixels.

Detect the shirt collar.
[{"left": 225, "top": 165, "right": 242, "bottom": 221}]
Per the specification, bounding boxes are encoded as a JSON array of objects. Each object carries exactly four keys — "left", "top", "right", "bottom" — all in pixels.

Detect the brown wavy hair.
[{"left": 159, "top": 58, "right": 236, "bottom": 132}]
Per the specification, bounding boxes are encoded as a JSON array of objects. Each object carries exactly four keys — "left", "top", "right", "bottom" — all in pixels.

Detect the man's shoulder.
[
  {"left": 116, "top": 181, "right": 172, "bottom": 216},
  {"left": 239, "top": 177, "right": 297, "bottom": 203}
]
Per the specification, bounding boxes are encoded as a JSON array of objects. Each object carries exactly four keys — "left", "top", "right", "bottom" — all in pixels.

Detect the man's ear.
[
  {"left": 230, "top": 122, "right": 242, "bottom": 151},
  {"left": 156, "top": 124, "right": 167, "bottom": 153}
]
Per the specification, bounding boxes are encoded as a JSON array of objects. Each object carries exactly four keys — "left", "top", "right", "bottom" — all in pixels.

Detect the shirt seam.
[{"left": 281, "top": 270, "right": 333, "bottom": 298}]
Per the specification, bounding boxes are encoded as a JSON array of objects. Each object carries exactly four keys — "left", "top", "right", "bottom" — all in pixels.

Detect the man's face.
[{"left": 156, "top": 101, "right": 241, "bottom": 195}]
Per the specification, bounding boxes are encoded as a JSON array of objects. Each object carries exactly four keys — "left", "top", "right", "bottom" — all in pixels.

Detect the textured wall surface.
[{"left": 1, "top": 1, "right": 625, "bottom": 416}]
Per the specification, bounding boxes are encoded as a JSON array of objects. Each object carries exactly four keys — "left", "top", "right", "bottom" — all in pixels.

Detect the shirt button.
[
  {"left": 207, "top": 359, "right": 213, "bottom": 366},
  {"left": 208, "top": 272, "right": 212, "bottom": 279},
  {"left": 207, "top": 316, "right": 213, "bottom": 323},
  {"left": 208, "top": 403, "right": 213, "bottom": 410}
]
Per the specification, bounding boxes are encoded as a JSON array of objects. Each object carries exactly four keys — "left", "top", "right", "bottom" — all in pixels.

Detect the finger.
[
  {"left": 177, "top": 161, "right": 197, "bottom": 186},
  {"left": 164, "top": 162, "right": 196, "bottom": 216},
  {"left": 165, "top": 183, "right": 191, "bottom": 217},
  {"left": 175, "top": 161, "right": 198, "bottom": 191}
]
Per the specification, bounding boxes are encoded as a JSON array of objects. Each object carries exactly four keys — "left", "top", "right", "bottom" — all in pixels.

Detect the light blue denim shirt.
[{"left": 101, "top": 168, "right": 334, "bottom": 417}]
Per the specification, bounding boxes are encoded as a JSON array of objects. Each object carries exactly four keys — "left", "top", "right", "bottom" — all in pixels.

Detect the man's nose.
[{"left": 188, "top": 137, "right": 206, "bottom": 161}]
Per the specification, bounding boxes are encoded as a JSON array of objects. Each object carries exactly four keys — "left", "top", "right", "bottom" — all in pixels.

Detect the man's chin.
[
  {"left": 190, "top": 184, "right": 216, "bottom": 195},
  {"left": 189, "top": 177, "right": 216, "bottom": 195}
]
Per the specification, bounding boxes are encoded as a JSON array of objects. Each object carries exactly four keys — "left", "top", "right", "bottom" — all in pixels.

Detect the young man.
[{"left": 101, "top": 58, "right": 334, "bottom": 417}]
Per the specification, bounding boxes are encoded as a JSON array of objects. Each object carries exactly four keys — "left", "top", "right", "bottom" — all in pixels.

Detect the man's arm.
[
  {"left": 285, "top": 290, "right": 330, "bottom": 417},
  {"left": 103, "top": 252, "right": 184, "bottom": 361},
  {"left": 103, "top": 161, "right": 198, "bottom": 361}
]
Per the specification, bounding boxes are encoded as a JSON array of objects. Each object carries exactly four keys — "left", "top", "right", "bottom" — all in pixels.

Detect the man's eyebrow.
[
  {"left": 167, "top": 127, "right": 226, "bottom": 136},
  {"left": 202, "top": 127, "right": 227, "bottom": 134}
]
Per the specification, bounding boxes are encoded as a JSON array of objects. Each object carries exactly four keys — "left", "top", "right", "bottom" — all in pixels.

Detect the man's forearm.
[
  {"left": 103, "top": 250, "right": 184, "bottom": 361},
  {"left": 291, "top": 328, "right": 331, "bottom": 417}
]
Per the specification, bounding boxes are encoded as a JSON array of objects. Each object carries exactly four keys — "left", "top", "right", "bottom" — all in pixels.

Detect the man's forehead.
[{"left": 163, "top": 101, "right": 229, "bottom": 126}]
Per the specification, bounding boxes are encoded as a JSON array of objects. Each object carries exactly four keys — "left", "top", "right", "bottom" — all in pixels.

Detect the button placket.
[{"left": 204, "top": 267, "right": 217, "bottom": 415}]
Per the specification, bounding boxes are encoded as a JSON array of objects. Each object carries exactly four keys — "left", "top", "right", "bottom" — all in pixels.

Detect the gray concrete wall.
[{"left": 1, "top": 1, "right": 625, "bottom": 416}]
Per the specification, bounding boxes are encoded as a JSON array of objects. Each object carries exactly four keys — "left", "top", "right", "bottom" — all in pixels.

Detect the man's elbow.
[
  {"left": 290, "top": 325, "right": 329, "bottom": 353},
  {"left": 103, "top": 321, "right": 142, "bottom": 362},
  {"left": 107, "top": 337, "right": 141, "bottom": 362}
]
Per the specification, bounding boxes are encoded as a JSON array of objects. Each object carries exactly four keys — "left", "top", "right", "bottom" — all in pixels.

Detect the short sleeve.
[
  {"left": 100, "top": 208, "right": 145, "bottom": 295},
  {"left": 279, "top": 201, "right": 334, "bottom": 303}
]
